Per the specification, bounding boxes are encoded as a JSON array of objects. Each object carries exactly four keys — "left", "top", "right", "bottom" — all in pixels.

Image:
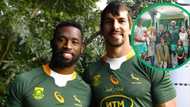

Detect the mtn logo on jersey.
[
  {"left": 32, "top": 86, "right": 45, "bottom": 100},
  {"left": 100, "top": 95, "right": 134, "bottom": 107}
]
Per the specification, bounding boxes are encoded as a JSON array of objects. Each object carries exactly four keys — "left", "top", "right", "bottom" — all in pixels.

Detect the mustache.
[{"left": 55, "top": 48, "right": 72, "bottom": 53}]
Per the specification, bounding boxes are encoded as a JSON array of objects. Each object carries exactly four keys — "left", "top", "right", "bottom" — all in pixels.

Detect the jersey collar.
[
  {"left": 101, "top": 49, "right": 135, "bottom": 63},
  {"left": 42, "top": 64, "right": 77, "bottom": 80}
]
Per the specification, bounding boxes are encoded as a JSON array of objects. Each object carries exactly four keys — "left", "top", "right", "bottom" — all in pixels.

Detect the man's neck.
[
  {"left": 106, "top": 43, "right": 132, "bottom": 58},
  {"left": 49, "top": 63, "right": 75, "bottom": 75},
  {"left": 56, "top": 67, "right": 75, "bottom": 74}
]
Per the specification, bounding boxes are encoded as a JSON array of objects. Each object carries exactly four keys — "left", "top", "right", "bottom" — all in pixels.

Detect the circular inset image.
[{"left": 131, "top": 2, "right": 190, "bottom": 71}]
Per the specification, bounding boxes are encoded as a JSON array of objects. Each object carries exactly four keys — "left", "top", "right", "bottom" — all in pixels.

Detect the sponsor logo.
[
  {"left": 105, "top": 86, "right": 124, "bottom": 93},
  {"left": 110, "top": 75, "right": 119, "bottom": 85},
  {"left": 100, "top": 95, "right": 134, "bottom": 107},
  {"left": 73, "top": 95, "right": 82, "bottom": 107},
  {"left": 130, "top": 73, "right": 139, "bottom": 81},
  {"left": 130, "top": 73, "right": 142, "bottom": 84}
]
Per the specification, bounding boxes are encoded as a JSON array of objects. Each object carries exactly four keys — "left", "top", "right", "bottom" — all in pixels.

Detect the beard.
[
  {"left": 103, "top": 30, "right": 126, "bottom": 47},
  {"left": 51, "top": 50, "right": 80, "bottom": 68},
  {"left": 106, "top": 38, "right": 125, "bottom": 47}
]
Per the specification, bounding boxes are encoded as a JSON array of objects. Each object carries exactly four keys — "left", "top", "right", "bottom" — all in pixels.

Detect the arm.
[
  {"left": 151, "top": 71, "right": 176, "bottom": 107},
  {"left": 156, "top": 98, "right": 176, "bottom": 107},
  {"left": 6, "top": 76, "right": 24, "bottom": 107}
]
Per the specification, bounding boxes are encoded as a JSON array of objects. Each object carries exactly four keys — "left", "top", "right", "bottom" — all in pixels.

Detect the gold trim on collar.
[
  {"left": 71, "top": 72, "right": 77, "bottom": 80},
  {"left": 42, "top": 64, "right": 51, "bottom": 76},
  {"left": 42, "top": 64, "right": 77, "bottom": 80},
  {"left": 126, "top": 49, "right": 135, "bottom": 61}
]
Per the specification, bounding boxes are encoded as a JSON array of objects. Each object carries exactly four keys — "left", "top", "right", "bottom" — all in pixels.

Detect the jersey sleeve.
[
  {"left": 81, "top": 62, "right": 96, "bottom": 84},
  {"left": 6, "top": 75, "right": 25, "bottom": 107},
  {"left": 150, "top": 70, "right": 176, "bottom": 105},
  {"left": 81, "top": 62, "right": 98, "bottom": 107}
]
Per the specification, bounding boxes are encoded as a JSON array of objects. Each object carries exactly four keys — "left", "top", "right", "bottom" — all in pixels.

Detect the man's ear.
[{"left": 128, "top": 16, "right": 133, "bottom": 29}]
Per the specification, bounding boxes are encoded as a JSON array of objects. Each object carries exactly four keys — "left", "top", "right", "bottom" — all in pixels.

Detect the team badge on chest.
[{"left": 32, "top": 86, "right": 45, "bottom": 100}]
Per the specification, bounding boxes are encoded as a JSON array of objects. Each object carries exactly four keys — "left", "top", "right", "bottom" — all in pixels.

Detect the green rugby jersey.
[
  {"left": 7, "top": 64, "right": 91, "bottom": 107},
  {"left": 84, "top": 55, "right": 176, "bottom": 107},
  {"left": 176, "top": 46, "right": 184, "bottom": 56}
]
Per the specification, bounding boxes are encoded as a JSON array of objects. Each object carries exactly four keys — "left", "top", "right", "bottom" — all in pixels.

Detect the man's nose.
[
  {"left": 63, "top": 40, "right": 72, "bottom": 49},
  {"left": 113, "top": 20, "right": 120, "bottom": 30}
]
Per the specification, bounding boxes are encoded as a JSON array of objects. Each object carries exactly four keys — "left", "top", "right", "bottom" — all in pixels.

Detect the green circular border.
[{"left": 131, "top": 2, "right": 190, "bottom": 71}]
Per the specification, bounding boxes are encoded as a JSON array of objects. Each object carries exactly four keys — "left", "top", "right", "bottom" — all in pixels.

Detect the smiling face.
[
  {"left": 101, "top": 10, "right": 130, "bottom": 47},
  {"left": 51, "top": 26, "right": 83, "bottom": 68}
]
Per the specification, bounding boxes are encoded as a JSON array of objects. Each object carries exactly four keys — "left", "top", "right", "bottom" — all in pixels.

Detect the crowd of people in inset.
[{"left": 135, "top": 20, "right": 190, "bottom": 68}]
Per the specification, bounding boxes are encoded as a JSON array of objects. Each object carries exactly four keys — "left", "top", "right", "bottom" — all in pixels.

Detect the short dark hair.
[
  {"left": 53, "top": 21, "right": 83, "bottom": 39},
  {"left": 100, "top": 0, "right": 132, "bottom": 30}
]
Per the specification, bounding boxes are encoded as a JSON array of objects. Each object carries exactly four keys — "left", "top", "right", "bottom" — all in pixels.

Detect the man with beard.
[
  {"left": 83, "top": 1, "right": 176, "bottom": 107},
  {"left": 7, "top": 21, "right": 91, "bottom": 107}
]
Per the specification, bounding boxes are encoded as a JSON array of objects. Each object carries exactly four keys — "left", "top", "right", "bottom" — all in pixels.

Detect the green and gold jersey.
[
  {"left": 176, "top": 46, "right": 184, "bottom": 56},
  {"left": 84, "top": 55, "right": 176, "bottom": 107},
  {"left": 7, "top": 64, "right": 91, "bottom": 107}
]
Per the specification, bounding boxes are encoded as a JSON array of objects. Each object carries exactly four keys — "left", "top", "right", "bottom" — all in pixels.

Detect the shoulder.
[
  {"left": 72, "top": 74, "right": 91, "bottom": 97},
  {"left": 82, "top": 59, "right": 104, "bottom": 83},
  {"left": 77, "top": 75, "right": 91, "bottom": 90},
  {"left": 125, "top": 56, "right": 152, "bottom": 77},
  {"left": 131, "top": 57, "right": 168, "bottom": 80},
  {"left": 86, "top": 59, "right": 103, "bottom": 73},
  {"left": 15, "top": 67, "right": 43, "bottom": 83},
  {"left": 7, "top": 67, "right": 45, "bottom": 99},
  {"left": 129, "top": 57, "right": 149, "bottom": 70},
  {"left": 11, "top": 67, "right": 45, "bottom": 91}
]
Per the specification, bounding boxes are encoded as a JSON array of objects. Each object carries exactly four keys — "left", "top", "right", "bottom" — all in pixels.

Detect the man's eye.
[
  {"left": 119, "top": 20, "right": 127, "bottom": 23},
  {"left": 57, "top": 38, "right": 66, "bottom": 43},
  {"left": 72, "top": 40, "right": 80, "bottom": 44}
]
